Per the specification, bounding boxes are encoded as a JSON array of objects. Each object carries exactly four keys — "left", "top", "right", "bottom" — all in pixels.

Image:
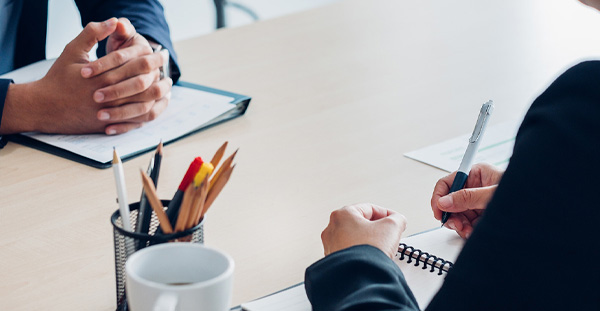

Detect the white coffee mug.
[{"left": 125, "top": 243, "right": 234, "bottom": 311}]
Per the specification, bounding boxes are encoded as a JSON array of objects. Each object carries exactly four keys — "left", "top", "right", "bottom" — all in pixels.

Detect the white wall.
[{"left": 45, "top": 0, "right": 341, "bottom": 59}]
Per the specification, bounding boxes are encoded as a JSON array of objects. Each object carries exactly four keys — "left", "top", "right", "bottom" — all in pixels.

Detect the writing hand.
[
  {"left": 80, "top": 18, "right": 172, "bottom": 134},
  {"left": 321, "top": 203, "right": 407, "bottom": 258},
  {"left": 431, "top": 163, "right": 504, "bottom": 238}
]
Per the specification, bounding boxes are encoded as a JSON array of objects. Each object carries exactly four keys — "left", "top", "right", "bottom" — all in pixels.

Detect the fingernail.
[
  {"left": 447, "top": 221, "right": 456, "bottom": 231},
  {"left": 81, "top": 67, "right": 92, "bottom": 78},
  {"left": 94, "top": 92, "right": 104, "bottom": 103},
  {"left": 465, "top": 232, "right": 471, "bottom": 239},
  {"left": 104, "top": 18, "right": 117, "bottom": 27},
  {"left": 98, "top": 112, "right": 110, "bottom": 120},
  {"left": 438, "top": 195, "right": 453, "bottom": 209},
  {"left": 106, "top": 129, "right": 117, "bottom": 135}
]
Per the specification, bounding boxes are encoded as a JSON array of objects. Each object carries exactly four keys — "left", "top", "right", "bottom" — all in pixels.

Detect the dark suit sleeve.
[
  {"left": 0, "top": 79, "right": 13, "bottom": 148},
  {"left": 74, "top": 0, "right": 181, "bottom": 83},
  {"left": 305, "top": 245, "right": 420, "bottom": 311},
  {"left": 425, "top": 61, "right": 600, "bottom": 311}
]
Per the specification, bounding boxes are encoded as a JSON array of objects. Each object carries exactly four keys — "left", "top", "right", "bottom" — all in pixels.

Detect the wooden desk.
[{"left": 2, "top": 0, "right": 600, "bottom": 309}]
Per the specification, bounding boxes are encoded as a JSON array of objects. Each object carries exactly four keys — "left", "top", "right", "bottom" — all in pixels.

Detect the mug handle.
[{"left": 153, "top": 292, "right": 178, "bottom": 311}]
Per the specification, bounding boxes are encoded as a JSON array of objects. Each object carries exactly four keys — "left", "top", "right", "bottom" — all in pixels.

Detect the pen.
[
  {"left": 112, "top": 148, "right": 133, "bottom": 232},
  {"left": 135, "top": 157, "right": 154, "bottom": 233},
  {"left": 441, "top": 100, "right": 494, "bottom": 225},
  {"left": 136, "top": 142, "right": 163, "bottom": 238}
]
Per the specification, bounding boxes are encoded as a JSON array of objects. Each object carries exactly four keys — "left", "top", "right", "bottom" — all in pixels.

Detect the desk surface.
[{"left": 2, "top": 0, "right": 600, "bottom": 309}]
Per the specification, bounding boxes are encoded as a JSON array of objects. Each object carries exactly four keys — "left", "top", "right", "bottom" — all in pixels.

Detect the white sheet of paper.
[
  {"left": 1, "top": 59, "right": 235, "bottom": 164},
  {"left": 404, "top": 120, "right": 521, "bottom": 172}
]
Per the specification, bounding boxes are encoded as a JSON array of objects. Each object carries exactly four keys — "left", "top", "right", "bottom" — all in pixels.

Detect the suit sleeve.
[
  {"left": 74, "top": 0, "right": 181, "bottom": 83},
  {"left": 425, "top": 61, "right": 600, "bottom": 311},
  {"left": 0, "top": 79, "right": 13, "bottom": 148},
  {"left": 305, "top": 245, "right": 420, "bottom": 311}
]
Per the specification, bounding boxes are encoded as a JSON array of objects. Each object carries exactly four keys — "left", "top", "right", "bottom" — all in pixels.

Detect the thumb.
[
  {"left": 437, "top": 186, "right": 496, "bottom": 212},
  {"left": 69, "top": 18, "right": 118, "bottom": 53},
  {"left": 110, "top": 18, "right": 136, "bottom": 43}
]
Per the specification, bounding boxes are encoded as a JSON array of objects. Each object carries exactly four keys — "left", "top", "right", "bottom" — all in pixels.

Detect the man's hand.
[
  {"left": 431, "top": 163, "right": 504, "bottom": 239},
  {"left": 80, "top": 18, "right": 172, "bottom": 135},
  {"left": 2, "top": 18, "right": 120, "bottom": 134},
  {"left": 321, "top": 203, "right": 407, "bottom": 258}
]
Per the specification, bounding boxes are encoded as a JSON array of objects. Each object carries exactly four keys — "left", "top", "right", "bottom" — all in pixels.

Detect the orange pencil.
[
  {"left": 140, "top": 169, "right": 173, "bottom": 234},
  {"left": 210, "top": 149, "right": 237, "bottom": 190},
  {"left": 203, "top": 164, "right": 235, "bottom": 219},
  {"left": 210, "top": 141, "right": 228, "bottom": 168},
  {"left": 187, "top": 180, "right": 208, "bottom": 229},
  {"left": 174, "top": 183, "right": 195, "bottom": 232}
]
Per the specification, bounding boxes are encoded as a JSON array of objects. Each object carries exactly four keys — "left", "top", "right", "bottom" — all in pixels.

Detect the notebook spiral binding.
[{"left": 397, "top": 243, "right": 454, "bottom": 275}]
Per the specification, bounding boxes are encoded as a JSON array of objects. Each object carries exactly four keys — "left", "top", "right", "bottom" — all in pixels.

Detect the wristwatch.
[{"left": 150, "top": 43, "right": 170, "bottom": 80}]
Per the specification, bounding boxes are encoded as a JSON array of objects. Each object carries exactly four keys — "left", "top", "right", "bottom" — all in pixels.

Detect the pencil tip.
[
  {"left": 112, "top": 148, "right": 120, "bottom": 164},
  {"left": 157, "top": 140, "right": 163, "bottom": 154}
]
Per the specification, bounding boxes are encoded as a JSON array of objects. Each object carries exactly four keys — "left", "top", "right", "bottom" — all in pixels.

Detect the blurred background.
[{"left": 46, "top": 0, "right": 341, "bottom": 59}]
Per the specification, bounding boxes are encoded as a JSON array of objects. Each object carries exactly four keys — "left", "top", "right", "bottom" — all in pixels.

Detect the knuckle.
[
  {"left": 142, "top": 101, "right": 154, "bottom": 113},
  {"left": 146, "top": 109, "right": 158, "bottom": 122},
  {"left": 139, "top": 57, "right": 153, "bottom": 73},
  {"left": 134, "top": 76, "right": 148, "bottom": 90},
  {"left": 110, "top": 88, "right": 122, "bottom": 100},
  {"left": 102, "top": 72, "right": 118, "bottom": 85},
  {"left": 457, "top": 189, "right": 473, "bottom": 204},
  {"left": 150, "top": 84, "right": 163, "bottom": 98},
  {"left": 113, "top": 51, "right": 127, "bottom": 65}
]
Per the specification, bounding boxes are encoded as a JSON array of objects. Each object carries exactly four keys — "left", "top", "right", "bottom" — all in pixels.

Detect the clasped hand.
[{"left": 34, "top": 17, "right": 172, "bottom": 135}]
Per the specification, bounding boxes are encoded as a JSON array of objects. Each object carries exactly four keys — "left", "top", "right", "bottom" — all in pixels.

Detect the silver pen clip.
[{"left": 469, "top": 100, "right": 494, "bottom": 143}]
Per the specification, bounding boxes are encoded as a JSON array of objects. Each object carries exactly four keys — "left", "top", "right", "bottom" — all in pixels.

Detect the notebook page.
[
  {"left": 241, "top": 283, "right": 310, "bottom": 311},
  {"left": 396, "top": 228, "right": 464, "bottom": 308}
]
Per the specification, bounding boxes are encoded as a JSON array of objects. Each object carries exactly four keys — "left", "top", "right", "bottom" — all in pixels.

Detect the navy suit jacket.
[
  {"left": 0, "top": 0, "right": 180, "bottom": 145},
  {"left": 305, "top": 61, "right": 600, "bottom": 310}
]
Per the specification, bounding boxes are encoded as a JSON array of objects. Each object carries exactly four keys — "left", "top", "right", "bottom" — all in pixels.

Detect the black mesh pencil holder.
[{"left": 111, "top": 200, "right": 204, "bottom": 311}]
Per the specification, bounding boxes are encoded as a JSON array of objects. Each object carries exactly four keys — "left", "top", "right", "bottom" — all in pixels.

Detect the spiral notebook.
[{"left": 240, "top": 228, "right": 465, "bottom": 310}]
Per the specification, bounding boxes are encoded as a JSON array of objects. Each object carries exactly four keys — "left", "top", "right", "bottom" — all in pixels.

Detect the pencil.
[
  {"left": 203, "top": 164, "right": 235, "bottom": 219},
  {"left": 210, "top": 149, "right": 238, "bottom": 190},
  {"left": 188, "top": 179, "right": 209, "bottom": 229},
  {"left": 140, "top": 169, "right": 173, "bottom": 234},
  {"left": 210, "top": 141, "right": 228, "bottom": 168},
  {"left": 112, "top": 148, "right": 132, "bottom": 232},
  {"left": 174, "top": 183, "right": 195, "bottom": 232}
]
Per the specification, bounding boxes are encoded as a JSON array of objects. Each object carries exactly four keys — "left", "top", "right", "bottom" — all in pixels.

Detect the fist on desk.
[{"left": 321, "top": 203, "right": 407, "bottom": 259}]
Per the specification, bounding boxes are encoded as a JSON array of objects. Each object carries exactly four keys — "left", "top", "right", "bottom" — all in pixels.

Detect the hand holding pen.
[
  {"left": 432, "top": 163, "right": 504, "bottom": 238},
  {"left": 438, "top": 101, "right": 494, "bottom": 227}
]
